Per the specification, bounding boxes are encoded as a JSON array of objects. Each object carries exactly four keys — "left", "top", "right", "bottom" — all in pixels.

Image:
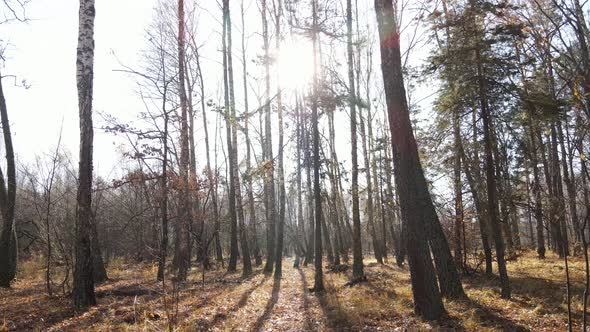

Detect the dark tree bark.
[
  {"left": 72, "top": 0, "right": 97, "bottom": 308},
  {"left": 91, "top": 218, "right": 107, "bottom": 283},
  {"left": 260, "top": 0, "right": 277, "bottom": 274},
  {"left": 241, "top": 0, "right": 261, "bottom": 267},
  {"left": 226, "top": 0, "right": 252, "bottom": 276},
  {"left": 174, "top": 0, "right": 191, "bottom": 282},
  {"left": 311, "top": 0, "right": 324, "bottom": 292},
  {"left": 304, "top": 120, "right": 315, "bottom": 267},
  {"left": 374, "top": 0, "right": 445, "bottom": 319},
  {"left": 274, "top": 0, "right": 286, "bottom": 279},
  {"left": 347, "top": 0, "right": 365, "bottom": 283},
  {"left": 0, "top": 72, "right": 17, "bottom": 288},
  {"left": 472, "top": 0, "right": 510, "bottom": 297},
  {"left": 453, "top": 104, "right": 463, "bottom": 271},
  {"left": 517, "top": 40, "right": 545, "bottom": 258},
  {"left": 222, "top": 0, "right": 239, "bottom": 273}
]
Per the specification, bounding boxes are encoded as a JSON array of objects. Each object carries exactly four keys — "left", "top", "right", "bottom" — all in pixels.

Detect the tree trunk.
[
  {"left": 226, "top": 0, "right": 252, "bottom": 276},
  {"left": 72, "top": 0, "right": 97, "bottom": 307},
  {"left": 274, "top": 0, "right": 286, "bottom": 279},
  {"left": 453, "top": 98, "right": 463, "bottom": 271},
  {"left": 174, "top": 0, "right": 191, "bottom": 282},
  {"left": 311, "top": 0, "right": 324, "bottom": 292},
  {"left": 241, "top": 0, "right": 261, "bottom": 267},
  {"left": 222, "top": 0, "right": 239, "bottom": 273},
  {"left": 91, "top": 217, "right": 107, "bottom": 283},
  {"left": 375, "top": 0, "right": 445, "bottom": 319},
  {"left": 0, "top": 73, "right": 17, "bottom": 288},
  {"left": 260, "top": 0, "right": 277, "bottom": 274},
  {"left": 347, "top": 0, "right": 365, "bottom": 283},
  {"left": 472, "top": 1, "right": 510, "bottom": 297}
]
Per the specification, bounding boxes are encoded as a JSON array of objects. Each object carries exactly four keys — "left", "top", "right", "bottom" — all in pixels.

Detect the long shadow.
[
  {"left": 3, "top": 294, "right": 78, "bottom": 331},
  {"left": 196, "top": 274, "right": 269, "bottom": 330},
  {"left": 509, "top": 274, "right": 584, "bottom": 321},
  {"left": 316, "top": 291, "right": 356, "bottom": 331},
  {"left": 464, "top": 272, "right": 583, "bottom": 322},
  {"left": 363, "top": 276, "right": 524, "bottom": 330},
  {"left": 457, "top": 297, "right": 529, "bottom": 331},
  {"left": 297, "top": 267, "right": 315, "bottom": 331},
  {"left": 251, "top": 278, "right": 281, "bottom": 331}
]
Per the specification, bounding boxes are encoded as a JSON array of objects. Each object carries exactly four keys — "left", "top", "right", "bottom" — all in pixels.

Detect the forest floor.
[{"left": 0, "top": 250, "right": 584, "bottom": 331}]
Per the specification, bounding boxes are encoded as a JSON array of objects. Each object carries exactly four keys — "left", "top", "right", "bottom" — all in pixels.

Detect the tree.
[
  {"left": 174, "top": 0, "right": 191, "bottom": 282},
  {"left": 0, "top": 70, "right": 17, "bottom": 288},
  {"left": 374, "top": 0, "right": 445, "bottom": 319},
  {"left": 72, "top": 0, "right": 97, "bottom": 308},
  {"left": 468, "top": 0, "right": 510, "bottom": 299},
  {"left": 347, "top": 0, "right": 365, "bottom": 283},
  {"left": 224, "top": 0, "right": 252, "bottom": 276},
  {"left": 260, "top": 0, "right": 277, "bottom": 274},
  {"left": 310, "top": 0, "right": 324, "bottom": 293},
  {"left": 222, "top": 0, "right": 239, "bottom": 273},
  {"left": 273, "top": 0, "right": 286, "bottom": 280},
  {"left": 240, "top": 0, "right": 261, "bottom": 267}
]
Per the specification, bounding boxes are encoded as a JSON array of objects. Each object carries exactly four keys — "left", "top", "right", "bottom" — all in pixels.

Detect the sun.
[{"left": 277, "top": 38, "right": 315, "bottom": 90}]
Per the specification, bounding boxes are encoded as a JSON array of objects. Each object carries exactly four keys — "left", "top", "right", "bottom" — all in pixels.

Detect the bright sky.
[
  {"left": 1, "top": 0, "right": 156, "bottom": 178},
  {"left": 0, "top": 0, "right": 445, "bottom": 199}
]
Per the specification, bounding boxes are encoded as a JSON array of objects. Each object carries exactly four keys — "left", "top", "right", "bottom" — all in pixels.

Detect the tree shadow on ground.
[
  {"left": 251, "top": 278, "right": 281, "bottom": 331},
  {"left": 454, "top": 297, "right": 530, "bottom": 331},
  {"left": 312, "top": 278, "right": 358, "bottom": 331},
  {"left": 464, "top": 271, "right": 582, "bottom": 322},
  {"left": 297, "top": 267, "right": 315, "bottom": 331},
  {"left": 195, "top": 274, "right": 269, "bottom": 330}
]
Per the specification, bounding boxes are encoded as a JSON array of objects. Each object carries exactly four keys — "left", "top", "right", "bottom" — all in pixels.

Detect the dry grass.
[{"left": 0, "top": 250, "right": 584, "bottom": 331}]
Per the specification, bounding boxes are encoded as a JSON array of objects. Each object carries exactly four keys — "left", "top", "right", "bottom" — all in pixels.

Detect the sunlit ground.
[{"left": 0, "top": 250, "right": 581, "bottom": 331}]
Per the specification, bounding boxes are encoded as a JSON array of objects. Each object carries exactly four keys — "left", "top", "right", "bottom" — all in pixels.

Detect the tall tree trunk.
[
  {"left": 453, "top": 100, "right": 463, "bottom": 271},
  {"left": 274, "top": 0, "right": 286, "bottom": 279},
  {"left": 311, "top": 0, "right": 324, "bottom": 292},
  {"left": 472, "top": 0, "right": 510, "bottom": 297},
  {"left": 517, "top": 39, "right": 545, "bottom": 258},
  {"left": 72, "top": 0, "right": 97, "bottom": 307},
  {"left": 0, "top": 74, "right": 17, "bottom": 288},
  {"left": 304, "top": 120, "right": 315, "bottom": 266},
  {"left": 347, "top": 0, "right": 365, "bottom": 283},
  {"left": 241, "top": 0, "right": 262, "bottom": 267},
  {"left": 225, "top": 0, "right": 252, "bottom": 276},
  {"left": 174, "top": 0, "right": 191, "bottom": 281},
  {"left": 260, "top": 0, "right": 277, "bottom": 274},
  {"left": 375, "top": 0, "right": 445, "bottom": 319},
  {"left": 222, "top": 0, "right": 240, "bottom": 273}
]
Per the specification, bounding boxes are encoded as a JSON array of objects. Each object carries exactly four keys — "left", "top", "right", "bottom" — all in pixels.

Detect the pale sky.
[
  {"left": 0, "top": 0, "right": 445, "bottom": 198},
  {"left": 1, "top": 0, "right": 159, "bottom": 178}
]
